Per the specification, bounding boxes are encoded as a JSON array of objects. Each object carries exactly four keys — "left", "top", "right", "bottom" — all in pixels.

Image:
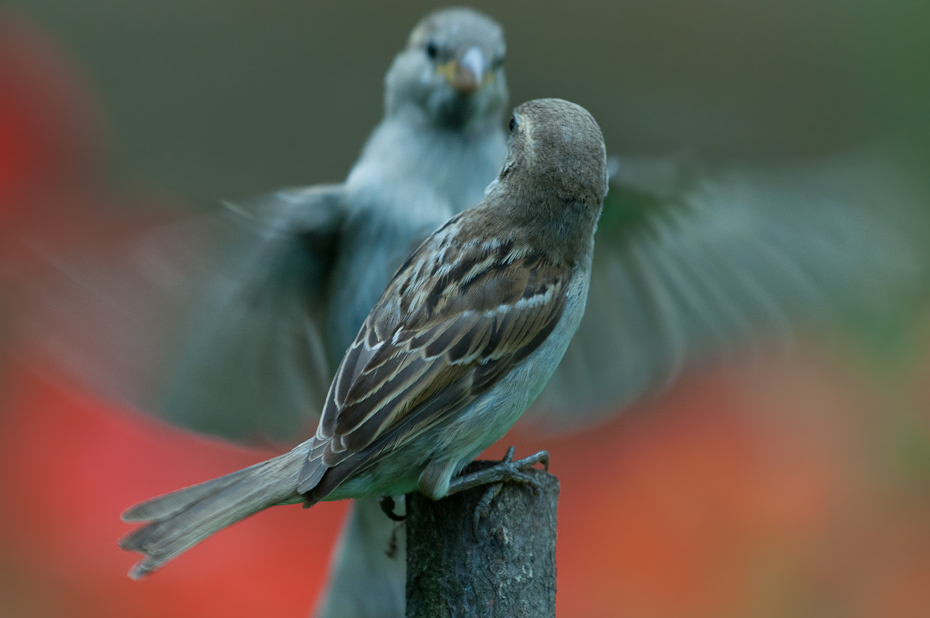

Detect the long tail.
[{"left": 120, "top": 446, "right": 307, "bottom": 578}]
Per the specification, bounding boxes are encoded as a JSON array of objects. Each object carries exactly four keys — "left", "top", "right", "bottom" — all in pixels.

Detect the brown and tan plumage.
[
  {"left": 119, "top": 98, "right": 608, "bottom": 578},
  {"left": 299, "top": 215, "right": 573, "bottom": 499}
]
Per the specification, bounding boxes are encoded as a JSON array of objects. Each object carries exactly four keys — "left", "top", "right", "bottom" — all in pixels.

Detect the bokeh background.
[{"left": 2, "top": 1, "right": 929, "bottom": 616}]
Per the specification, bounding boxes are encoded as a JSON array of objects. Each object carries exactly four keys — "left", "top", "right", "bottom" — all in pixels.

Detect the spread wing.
[
  {"left": 531, "top": 153, "right": 926, "bottom": 430},
  {"left": 17, "top": 184, "right": 345, "bottom": 442},
  {"left": 297, "top": 220, "right": 572, "bottom": 496}
]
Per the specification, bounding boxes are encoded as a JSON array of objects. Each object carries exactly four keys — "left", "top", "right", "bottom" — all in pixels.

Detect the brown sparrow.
[{"left": 119, "top": 97, "right": 608, "bottom": 579}]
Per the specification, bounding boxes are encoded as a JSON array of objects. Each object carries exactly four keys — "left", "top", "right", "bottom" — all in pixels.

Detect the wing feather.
[
  {"left": 530, "top": 153, "right": 926, "bottom": 430},
  {"left": 298, "top": 218, "right": 572, "bottom": 496},
  {"left": 17, "top": 184, "right": 345, "bottom": 442}
]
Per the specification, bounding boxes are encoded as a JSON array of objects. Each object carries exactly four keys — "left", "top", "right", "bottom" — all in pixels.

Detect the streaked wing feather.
[{"left": 300, "top": 226, "right": 572, "bottom": 495}]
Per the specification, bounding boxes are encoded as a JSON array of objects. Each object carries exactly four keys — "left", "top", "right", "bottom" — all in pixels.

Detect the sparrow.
[
  {"left": 16, "top": 7, "right": 924, "bottom": 616},
  {"left": 119, "top": 97, "right": 609, "bottom": 579}
]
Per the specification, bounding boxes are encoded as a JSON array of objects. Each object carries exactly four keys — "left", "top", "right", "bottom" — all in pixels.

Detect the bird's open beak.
[{"left": 438, "top": 46, "right": 492, "bottom": 94}]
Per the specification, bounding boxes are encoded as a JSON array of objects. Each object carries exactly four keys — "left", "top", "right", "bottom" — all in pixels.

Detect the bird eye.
[
  {"left": 492, "top": 56, "right": 505, "bottom": 69},
  {"left": 425, "top": 41, "right": 438, "bottom": 59},
  {"left": 509, "top": 116, "right": 517, "bottom": 132}
]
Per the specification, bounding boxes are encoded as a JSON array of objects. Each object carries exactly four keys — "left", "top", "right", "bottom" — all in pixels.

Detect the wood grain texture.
[{"left": 405, "top": 462, "right": 558, "bottom": 618}]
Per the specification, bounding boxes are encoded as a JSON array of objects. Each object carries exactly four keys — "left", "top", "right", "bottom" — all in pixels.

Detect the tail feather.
[
  {"left": 120, "top": 447, "right": 307, "bottom": 578},
  {"left": 122, "top": 463, "right": 263, "bottom": 522}
]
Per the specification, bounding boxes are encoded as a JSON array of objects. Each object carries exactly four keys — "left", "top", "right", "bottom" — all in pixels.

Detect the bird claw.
[
  {"left": 379, "top": 495, "right": 406, "bottom": 522},
  {"left": 378, "top": 495, "right": 406, "bottom": 558},
  {"left": 444, "top": 447, "right": 550, "bottom": 538},
  {"left": 473, "top": 482, "right": 504, "bottom": 538}
]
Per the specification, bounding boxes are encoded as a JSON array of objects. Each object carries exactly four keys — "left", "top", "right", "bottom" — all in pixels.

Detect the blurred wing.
[
  {"left": 532, "top": 153, "right": 926, "bottom": 429},
  {"left": 18, "top": 184, "right": 345, "bottom": 443}
]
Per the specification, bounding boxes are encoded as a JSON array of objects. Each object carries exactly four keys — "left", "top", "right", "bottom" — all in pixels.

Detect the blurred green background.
[{"left": 7, "top": 0, "right": 929, "bottom": 205}]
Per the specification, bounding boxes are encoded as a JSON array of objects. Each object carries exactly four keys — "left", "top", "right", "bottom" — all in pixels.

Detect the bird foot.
[
  {"left": 379, "top": 495, "right": 406, "bottom": 522},
  {"left": 445, "top": 446, "right": 550, "bottom": 537},
  {"left": 379, "top": 495, "right": 406, "bottom": 559}
]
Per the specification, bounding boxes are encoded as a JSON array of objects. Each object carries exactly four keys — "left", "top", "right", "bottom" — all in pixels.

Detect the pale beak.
[{"left": 438, "top": 46, "right": 490, "bottom": 94}]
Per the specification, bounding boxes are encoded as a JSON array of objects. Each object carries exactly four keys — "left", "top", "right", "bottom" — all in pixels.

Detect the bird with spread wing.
[
  {"left": 13, "top": 8, "right": 926, "bottom": 618},
  {"left": 118, "top": 97, "right": 608, "bottom": 580}
]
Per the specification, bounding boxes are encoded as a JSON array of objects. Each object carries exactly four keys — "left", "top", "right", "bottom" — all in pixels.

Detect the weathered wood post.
[{"left": 405, "top": 461, "right": 559, "bottom": 617}]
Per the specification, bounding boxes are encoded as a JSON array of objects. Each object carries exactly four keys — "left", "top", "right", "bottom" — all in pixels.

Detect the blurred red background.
[{"left": 2, "top": 10, "right": 930, "bottom": 618}]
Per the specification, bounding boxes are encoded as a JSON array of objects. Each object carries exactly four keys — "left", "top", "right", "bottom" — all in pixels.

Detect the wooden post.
[{"left": 405, "top": 461, "right": 559, "bottom": 617}]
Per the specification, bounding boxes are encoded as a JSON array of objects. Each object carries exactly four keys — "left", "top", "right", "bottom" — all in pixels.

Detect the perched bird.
[
  {"left": 16, "top": 7, "right": 924, "bottom": 617},
  {"left": 119, "top": 97, "right": 609, "bottom": 579}
]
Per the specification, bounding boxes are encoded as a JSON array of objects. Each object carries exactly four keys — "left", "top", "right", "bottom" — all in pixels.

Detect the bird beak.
[{"left": 438, "top": 46, "right": 491, "bottom": 94}]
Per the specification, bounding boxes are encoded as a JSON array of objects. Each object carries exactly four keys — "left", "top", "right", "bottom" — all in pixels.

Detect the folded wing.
[{"left": 297, "top": 222, "right": 572, "bottom": 496}]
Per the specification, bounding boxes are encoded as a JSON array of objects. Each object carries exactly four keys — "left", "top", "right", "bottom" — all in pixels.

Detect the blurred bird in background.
[
  {"left": 118, "top": 95, "right": 610, "bottom": 582},
  {"left": 18, "top": 8, "right": 510, "bottom": 617},
  {"left": 2, "top": 2, "right": 929, "bottom": 618}
]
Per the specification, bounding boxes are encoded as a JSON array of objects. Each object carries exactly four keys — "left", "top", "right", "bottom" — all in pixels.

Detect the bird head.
[
  {"left": 385, "top": 8, "right": 508, "bottom": 131},
  {"left": 498, "top": 98, "right": 609, "bottom": 204}
]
